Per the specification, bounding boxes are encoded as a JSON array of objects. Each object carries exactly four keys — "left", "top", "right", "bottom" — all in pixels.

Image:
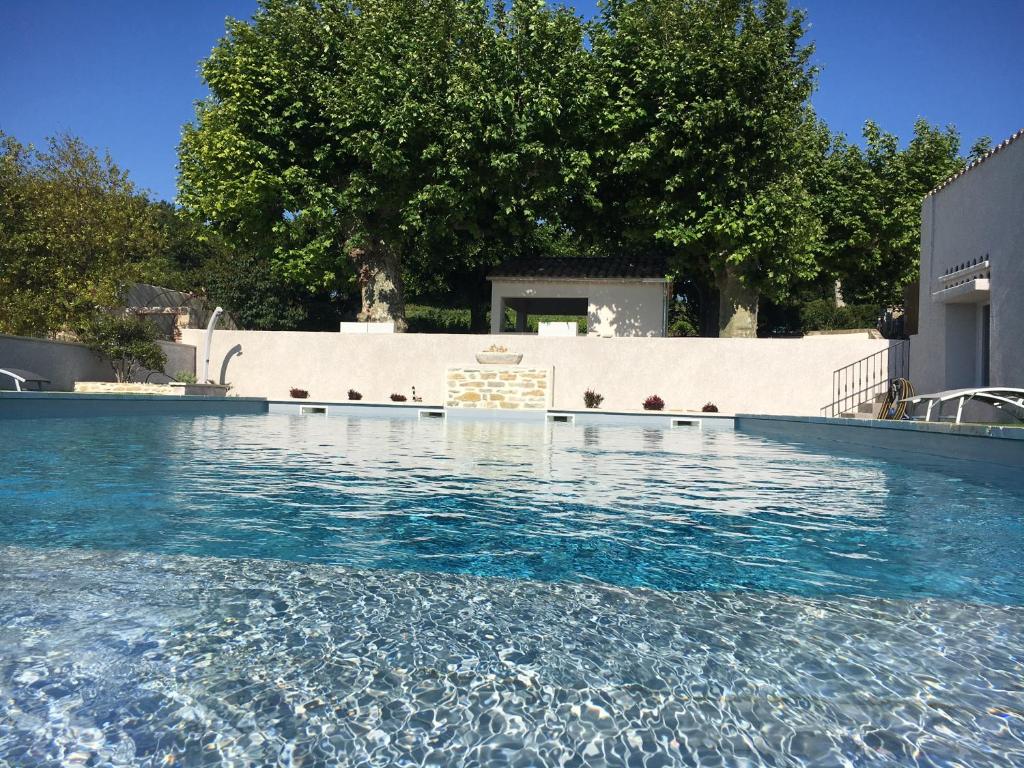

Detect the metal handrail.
[{"left": 820, "top": 339, "right": 910, "bottom": 418}]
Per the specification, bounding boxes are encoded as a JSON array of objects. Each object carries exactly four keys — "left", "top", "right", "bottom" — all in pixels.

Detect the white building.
[
  {"left": 911, "top": 128, "right": 1024, "bottom": 392},
  {"left": 487, "top": 257, "right": 671, "bottom": 337}
]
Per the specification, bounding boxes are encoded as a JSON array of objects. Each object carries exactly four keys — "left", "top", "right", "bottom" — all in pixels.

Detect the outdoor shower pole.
[{"left": 201, "top": 307, "right": 224, "bottom": 384}]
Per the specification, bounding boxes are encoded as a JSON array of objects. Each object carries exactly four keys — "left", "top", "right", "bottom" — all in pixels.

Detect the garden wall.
[
  {"left": 181, "top": 329, "right": 893, "bottom": 416},
  {"left": 0, "top": 334, "right": 195, "bottom": 390}
]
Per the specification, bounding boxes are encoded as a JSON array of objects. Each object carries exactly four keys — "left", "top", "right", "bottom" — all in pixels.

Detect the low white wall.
[
  {"left": 182, "top": 329, "right": 892, "bottom": 415},
  {"left": 0, "top": 334, "right": 195, "bottom": 391}
]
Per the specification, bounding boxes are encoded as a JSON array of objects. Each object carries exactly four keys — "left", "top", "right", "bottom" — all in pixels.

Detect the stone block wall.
[{"left": 445, "top": 366, "right": 552, "bottom": 409}]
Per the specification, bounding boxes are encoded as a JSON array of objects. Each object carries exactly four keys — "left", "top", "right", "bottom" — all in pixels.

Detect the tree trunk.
[
  {"left": 469, "top": 302, "right": 489, "bottom": 333},
  {"left": 715, "top": 265, "right": 759, "bottom": 338},
  {"left": 351, "top": 239, "right": 407, "bottom": 332},
  {"left": 833, "top": 279, "right": 846, "bottom": 307}
]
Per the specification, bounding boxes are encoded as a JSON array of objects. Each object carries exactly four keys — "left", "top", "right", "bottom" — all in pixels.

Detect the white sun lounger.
[
  {"left": 0, "top": 368, "right": 51, "bottom": 392},
  {"left": 900, "top": 387, "right": 1024, "bottom": 424}
]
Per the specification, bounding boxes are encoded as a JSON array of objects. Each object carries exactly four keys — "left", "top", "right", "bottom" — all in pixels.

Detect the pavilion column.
[{"left": 490, "top": 295, "right": 505, "bottom": 334}]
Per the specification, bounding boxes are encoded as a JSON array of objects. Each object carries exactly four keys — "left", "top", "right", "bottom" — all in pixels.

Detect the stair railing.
[{"left": 820, "top": 339, "right": 910, "bottom": 418}]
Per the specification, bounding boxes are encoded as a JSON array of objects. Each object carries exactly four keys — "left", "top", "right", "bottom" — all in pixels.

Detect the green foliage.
[
  {"left": 178, "top": 0, "right": 601, "bottom": 327},
  {"left": 968, "top": 136, "right": 993, "bottom": 162},
  {"left": 667, "top": 298, "right": 700, "bottom": 338},
  {"left": 76, "top": 314, "right": 167, "bottom": 382},
  {"left": 175, "top": 371, "right": 198, "bottom": 384},
  {"left": 0, "top": 132, "right": 173, "bottom": 337},
  {"left": 405, "top": 305, "right": 472, "bottom": 334},
  {"left": 592, "top": 0, "right": 822, "bottom": 330},
  {"left": 799, "top": 300, "right": 880, "bottom": 333},
  {"left": 199, "top": 248, "right": 310, "bottom": 330},
  {"left": 811, "top": 119, "right": 965, "bottom": 305}
]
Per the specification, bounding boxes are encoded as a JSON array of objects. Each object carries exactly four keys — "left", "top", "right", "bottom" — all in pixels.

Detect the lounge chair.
[
  {"left": 900, "top": 387, "right": 1024, "bottom": 425},
  {"left": 0, "top": 368, "right": 51, "bottom": 392}
]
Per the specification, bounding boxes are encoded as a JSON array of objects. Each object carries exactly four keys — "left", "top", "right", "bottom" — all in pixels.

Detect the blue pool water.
[{"left": 1, "top": 413, "right": 1023, "bottom": 766}]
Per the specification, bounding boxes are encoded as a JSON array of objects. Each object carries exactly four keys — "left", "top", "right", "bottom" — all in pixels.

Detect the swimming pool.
[{"left": 1, "top": 414, "right": 1022, "bottom": 765}]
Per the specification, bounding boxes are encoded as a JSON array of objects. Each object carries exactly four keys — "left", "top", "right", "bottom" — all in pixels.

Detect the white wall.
[
  {"left": 0, "top": 334, "right": 195, "bottom": 390},
  {"left": 913, "top": 135, "right": 1024, "bottom": 392},
  {"left": 488, "top": 278, "right": 668, "bottom": 337},
  {"left": 182, "top": 329, "right": 892, "bottom": 416}
]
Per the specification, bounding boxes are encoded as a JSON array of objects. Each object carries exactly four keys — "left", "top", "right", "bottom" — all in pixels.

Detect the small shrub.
[
  {"left": 348, "top": 389, "right": 363, "bottom": 401},
  {"left": 290, "top": 388, "right": 309, "bottom": 399},
  {"left": 702, "top": 402, "right": 719, "bottom": 413},
  {"left": 800, "top": 300, "right": 881, "bottom": 333},
  {"left": 175, "top": 371, "right": 198, "bottom": 384},
  {"left": 583, "top": 389, "right": 604, "bottom": 408},
  {"left": 76, "top": 314, "right": 167, "bottom": 382},
  {"left": 390, "top": 393, "right": 407, "bottom": 402},
  {"left": 643, "top": 394, "right": 665, "bottom": 411}
]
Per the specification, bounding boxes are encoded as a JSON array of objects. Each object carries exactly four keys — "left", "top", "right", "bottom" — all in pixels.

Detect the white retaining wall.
[
  {"left": 0, "top": 334, "right": 195, "bottom": 390},
  {"left": 182, "top": 330, "right": 892, "bottom": 415}
]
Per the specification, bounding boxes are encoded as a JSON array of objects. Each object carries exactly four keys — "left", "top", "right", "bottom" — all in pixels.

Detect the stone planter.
[
  {"left": 475, "top": 352, "right": 523, "bottom": 365},
  {"left": 74, "top": 382, "right": 172, "bottom": 395},
  {"left": 168, "top": 382, "right": 230, "bottom": 397},
  {"left": 73, "top": 381, "right": 230, "bottom": 397}
]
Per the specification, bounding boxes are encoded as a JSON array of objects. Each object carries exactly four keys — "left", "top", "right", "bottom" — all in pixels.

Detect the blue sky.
[{"left": 2, "top": 0, "right": 1021, "bottom": 203}]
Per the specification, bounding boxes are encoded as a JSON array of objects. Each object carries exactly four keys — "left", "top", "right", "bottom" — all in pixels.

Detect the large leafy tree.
[
  {"left": 812, "top": 119, "right": 965, "bottom": 305},
  {"left": 179, "top": 0, "right": 599, "bottom": 331},
  {"left": 592, "top": 0, "right": 822, "bottom": 336},
  {"left": 0, "top": 132, "right": 169, "bottom": 337}
]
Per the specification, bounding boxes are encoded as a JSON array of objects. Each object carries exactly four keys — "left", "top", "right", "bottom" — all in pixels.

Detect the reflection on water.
[{"left": 0, "top": 413, "right": 1022, "bottom": 603}]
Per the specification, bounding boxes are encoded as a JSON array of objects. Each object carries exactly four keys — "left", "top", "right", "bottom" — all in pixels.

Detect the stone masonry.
[{"left": 445, "top": 366, "right": 552, "bottom": 410}]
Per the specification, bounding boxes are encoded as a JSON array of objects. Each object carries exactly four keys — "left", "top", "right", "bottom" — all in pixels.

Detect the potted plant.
[
  {"left": 583, "top": 389, "right": 604, "bottom": 408},
  {"left": 290, "top": 388, "right": 309, "bottom": 399},
  {"left": 475, "top": 344, "right": 523, "bottom": 365},
  {"left": 348, "top": 389, "right": 363, "bottom": 400},
  {"left": 702, "top": 402, "right": 719, "bottom": 413},
  {"left": 643, "top": 395, "right": 665, "bottom": 411},
  {"left": 390, "top": 393, "right": 407, "bottom": 402}
]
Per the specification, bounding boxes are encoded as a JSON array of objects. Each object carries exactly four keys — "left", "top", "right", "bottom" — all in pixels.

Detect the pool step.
[{"left": 840, "top": 392, "right": 889, "bottom": 420}]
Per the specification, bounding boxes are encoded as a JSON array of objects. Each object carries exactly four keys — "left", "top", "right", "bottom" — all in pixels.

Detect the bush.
[
  {"left": 76, "top": 314, "right": 167, "bottom": 382},
  {"left": 583, "top": 389, "right": 604, "bottom": 408},
  {"left": 390, "top": 393, "right": 407, "bottom": 402},
  {"left": 348, "top": 389, "right": 363, "bottom": 400},
  {"left": 176, "top": 371, "right": 198, "bottom": 384},
  {"left": 643, "top": 395, "right": 664, "bottom": 411},
  {"left": 289, "top": 388, "right": 309, "bottom": 399},
  {"left": 405, "top": 305, "right": 471, "bottom": 333},
  {"left": 800, "top": 300, "right": 880, "bottom": 333},
  {"left": 702, "top": 402, "right": 719, "bottom": 413}
]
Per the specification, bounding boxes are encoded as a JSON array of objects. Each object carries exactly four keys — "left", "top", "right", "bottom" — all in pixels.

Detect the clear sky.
[{"left": 2, "top": 0, "right": 1021, "bottom": 203}]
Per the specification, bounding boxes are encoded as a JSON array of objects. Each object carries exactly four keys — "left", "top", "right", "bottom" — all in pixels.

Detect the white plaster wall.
[
  {"left": 913, "top": 137, "right": 1024, "bottom": 392},
  {"left": 488, "top": 279, "right": 668, "bottom": 337},
  {"left": 0, "top": 334, "right": 195, "bottom": 390},
  {"left": 182, "top": 329, "right": 891, "bottom": 416}
]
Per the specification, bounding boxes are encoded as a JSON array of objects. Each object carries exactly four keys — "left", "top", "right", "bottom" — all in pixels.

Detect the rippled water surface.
[{"left": 1, "top": 413, "right": 1023, "bottom": 766}]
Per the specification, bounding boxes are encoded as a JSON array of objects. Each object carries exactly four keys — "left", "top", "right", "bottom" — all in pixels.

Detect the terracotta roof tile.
[{"left": 488, "top": 256, "right": 667, "bottom": 280}]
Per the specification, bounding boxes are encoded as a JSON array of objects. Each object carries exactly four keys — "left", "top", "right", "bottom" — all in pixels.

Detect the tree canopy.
[
  {"left": 811, "top": 119, "right": 964, "bottom": 306},
  {"left": 0, "top": 1, "right": 980, "bottom": 341},
  {"left": 591, "top": 0, "right": 823, "bottom": 335},
  {"left": 0, "top": 133, "right": 172, "bottom": 337},
  {"left": 179, "top": 0, "right": 601, "bottom": 332}
]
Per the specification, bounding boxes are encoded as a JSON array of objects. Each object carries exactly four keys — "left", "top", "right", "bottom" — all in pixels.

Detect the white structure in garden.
[
  {"left": 912, "top": 128, "right": 1024, "bottom": 392},
  {"left": 487, "top": 257, "right": 672, "bottom": 337}
]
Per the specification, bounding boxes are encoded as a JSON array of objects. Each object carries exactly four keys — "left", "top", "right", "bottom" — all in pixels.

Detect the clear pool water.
[{"left": 1, "top": 414, "right": 1023, "bottom": 766}]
